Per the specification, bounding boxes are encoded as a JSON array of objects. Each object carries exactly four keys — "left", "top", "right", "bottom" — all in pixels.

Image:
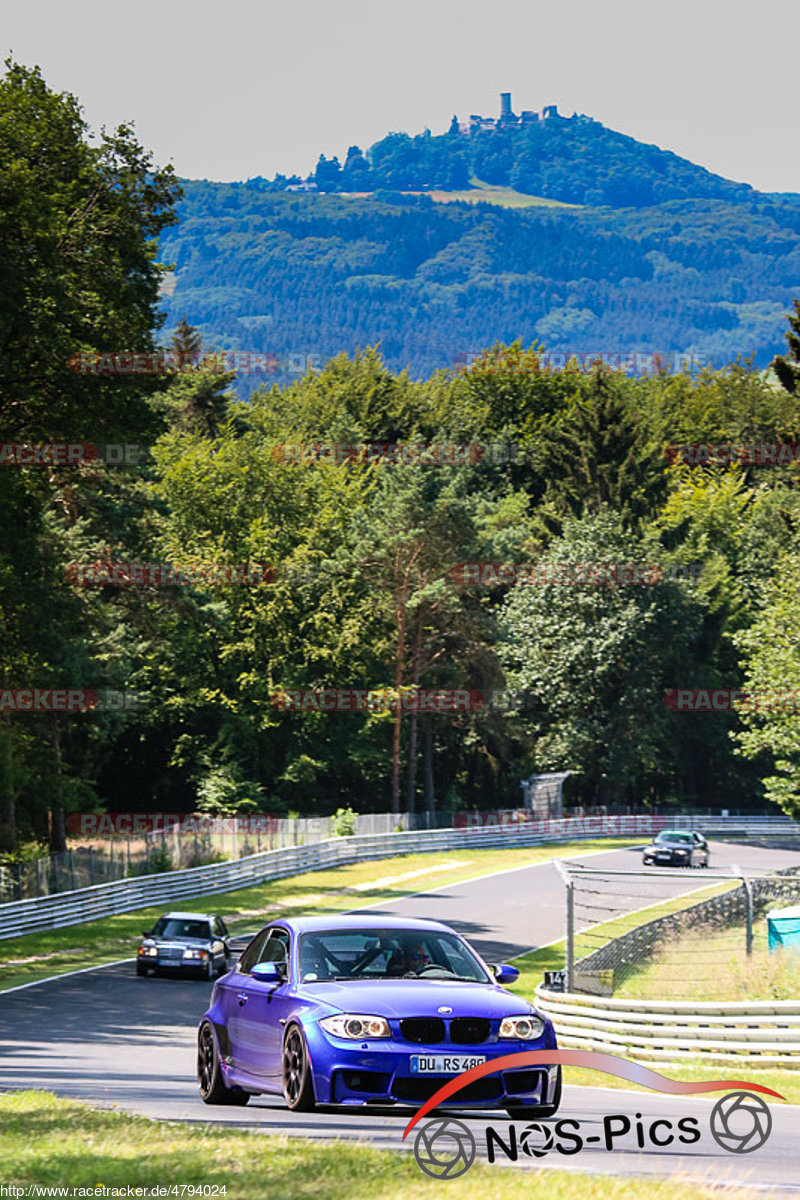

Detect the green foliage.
[
  {"left": 2, "top": 60, "right": 799, "bottom": 839},
  {"left": 331, "top": 806, "right": 357, "bottom": 837},
  {"left": 732, "top": 553, "right": 800, "bottom": 817},
  {"left": 196, "top": 765, "right": 263, "bottom": 816},
  {"left": 499, "top": 510, "right": 705, "bottom": 805}
]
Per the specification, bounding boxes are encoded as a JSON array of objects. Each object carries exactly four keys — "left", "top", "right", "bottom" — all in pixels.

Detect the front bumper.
[
  {"left": 643, "top": 851, "right": 689, "bottom": 866},
  {"left": 139, "top": 952, "right": 211, "bottom": 972},
  {"left": 304, "top": 1026, "right": 560, "bottom": 1109}
]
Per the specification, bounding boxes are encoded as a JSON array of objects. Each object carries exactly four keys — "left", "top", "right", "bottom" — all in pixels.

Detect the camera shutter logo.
[
  {"left": 413, "top": 1116, "right": 476, "bottom": 1178},
  {"left": 710, "top": 1092, "right": 772, "bottom": 1154},
  {"left": 519, "top": 1121, "right": 555, "bottom": 1158}
]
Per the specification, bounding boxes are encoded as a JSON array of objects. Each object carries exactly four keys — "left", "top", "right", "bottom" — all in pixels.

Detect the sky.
[{"left": 2, "top": 0, "right": 798, "bottom": 193}]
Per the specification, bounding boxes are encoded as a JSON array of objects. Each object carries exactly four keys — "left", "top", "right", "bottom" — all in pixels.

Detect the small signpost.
[{"left": 543, "top": 969, "right": 567, "bottom": 992}]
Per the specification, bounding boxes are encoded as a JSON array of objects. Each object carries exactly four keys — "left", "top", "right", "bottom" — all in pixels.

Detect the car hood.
[
  {"left": 297, "top": 978, "right": 538, "bottom": 1019},
  {"left": 143, "top": 937, "right": 211, "bottom": 948}
]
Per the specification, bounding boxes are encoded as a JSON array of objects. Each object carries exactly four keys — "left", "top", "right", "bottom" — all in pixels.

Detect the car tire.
[
  {"left": 204, "top": 958, "right": 214, "bottom": 981},
  {"left": 506, "top": 1068, "right": 562, "bottom": 1121},
  {"left": 197, "top": 1022, "right": 250, "bottom": 1106},
  {"left": 282, "top": 1024, "right": 316, "bottom": 1112},
  {"left": 136, "top": 962, "right": 148, "bottom": 977}
]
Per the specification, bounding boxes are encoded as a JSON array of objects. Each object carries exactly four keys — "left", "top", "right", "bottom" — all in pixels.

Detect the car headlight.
[
  {"left": 183, "top": 948, "right": 209, "bottom": 959},
  {"left": 319, "top": 1014, "right": 391, "bottom": 1039},
  {"left": 674, "top": 849, "right": 688, "bottom": 856},
  {"left": 138, "top": 946, "right": 158, "bottom": 957},
  {"left": 499, "top": 1015, "right": 545, "bottom": 1040}
]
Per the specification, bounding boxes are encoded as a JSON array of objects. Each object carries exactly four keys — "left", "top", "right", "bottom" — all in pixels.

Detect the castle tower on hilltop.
[{"left": 500, "top": 91, "right": 513, "bottom": 119}]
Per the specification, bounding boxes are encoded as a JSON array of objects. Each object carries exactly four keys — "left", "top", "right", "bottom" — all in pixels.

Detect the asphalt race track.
[{"left": 2, "top": 840, "right": 800, "bottom": 1191}]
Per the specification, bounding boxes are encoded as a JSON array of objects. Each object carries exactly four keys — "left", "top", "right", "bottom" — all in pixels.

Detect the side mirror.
[
  {"left": 251, "top": 961, "right": 283, "bottom": 983},
  {"left": 142, "top": 930, "right": 152, "bottom": 938},
  {"left": 492, "top": 963, "right": 520, "bottom": 985}
]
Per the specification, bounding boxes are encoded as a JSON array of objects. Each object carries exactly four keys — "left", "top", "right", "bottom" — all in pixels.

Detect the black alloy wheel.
[
  {"left": 282, "top": 1024, "right": 316, "bottom": 1111},
  {"left": 197, "top": 1022, "right": 249, "bottom": 1105}
]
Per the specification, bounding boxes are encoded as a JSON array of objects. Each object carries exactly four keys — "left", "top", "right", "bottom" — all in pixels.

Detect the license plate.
[{"left": 410, "top": 1055, "right": 486, "bottom": 1074}]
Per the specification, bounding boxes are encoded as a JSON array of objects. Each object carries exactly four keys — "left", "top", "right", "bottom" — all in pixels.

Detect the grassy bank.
[
  {"left": 0, "top": 1091, "right": 770, "bottom": 1199},
  {"left": 507, "top": 943, "right": 800, "bottom": 1105},
  {"left": 616, "top": 922, "right": 800, "bottom": 1002},
  {"left": 0, "top": 837, "right": 637, "bottom": 992}
]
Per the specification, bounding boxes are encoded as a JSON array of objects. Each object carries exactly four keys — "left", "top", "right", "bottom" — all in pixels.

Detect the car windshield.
[
  {"left": 151, "top": 918, "right": 210, "bottom": 940},
  {"left": 655, "top": 832, "right": 692, "bottom": 845},
  {"left": 298, "top": 928, "right": 490, "bottom": 983}
]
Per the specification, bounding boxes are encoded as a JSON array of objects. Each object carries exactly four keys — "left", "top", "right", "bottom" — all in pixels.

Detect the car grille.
[
  {"left": 399, "top": 1018, "right": 445, "bottom": 1044},
  {"left": 392, "top": 1076, "right": 502, "bottom": 1103},
  {"left": 449, "top": 1018, "right": 490, "bottom": 1044}
]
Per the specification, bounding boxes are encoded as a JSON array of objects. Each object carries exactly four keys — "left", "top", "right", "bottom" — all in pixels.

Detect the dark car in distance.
[
  {"left": 642, "top": 830, "right": 710, "bottom": 868},
  {"left": 137, "top": 911, "right": 231, "bottom": 979}
]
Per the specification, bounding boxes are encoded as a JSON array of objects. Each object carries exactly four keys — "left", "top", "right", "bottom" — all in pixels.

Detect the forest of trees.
[
  {"left": 263, "top": 111, "right": 759, "bottom": 208},
  {"left": 2, "top": 63, "right": 799, "bottom": 858},
  {"left": 157, "top": 180, "right": 800, "bottom": 387}
]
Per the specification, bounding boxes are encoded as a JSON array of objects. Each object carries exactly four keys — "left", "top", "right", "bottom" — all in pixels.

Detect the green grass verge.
[
  {"left": 615, "top": 922, "right": 800, "bottom": 1003},
  {"left": 0, "top": 838, "right": 639, "bottom": 992},
  {"left": 0, "top": 1091, "right": 767, "bottom": 1199},
  {"left": 571, "top": 877, "right": 736, "bottom": 963}
]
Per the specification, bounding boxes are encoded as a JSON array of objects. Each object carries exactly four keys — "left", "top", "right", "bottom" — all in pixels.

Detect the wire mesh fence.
[
  {"left": 0, "top": 810, "right": 419, "bottom": 902},
  {"left": 565, "top": 865, "right": 800, "bottom": 1000}
]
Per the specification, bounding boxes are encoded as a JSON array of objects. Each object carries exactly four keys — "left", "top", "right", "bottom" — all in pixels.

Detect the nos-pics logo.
[{"left": 412, "top": 1093, "right": 773, "bottom": 1179}]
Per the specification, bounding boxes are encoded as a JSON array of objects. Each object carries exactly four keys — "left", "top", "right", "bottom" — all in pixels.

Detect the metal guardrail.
[
  {"left": 535, "top": 986, "right": 800, "bottom": 1066},
  {"left": 0, "top": 824, "right": 556, "bottom": 941},
  {"left": 1, "top": 813, "right": 798, "bottom": 942}
]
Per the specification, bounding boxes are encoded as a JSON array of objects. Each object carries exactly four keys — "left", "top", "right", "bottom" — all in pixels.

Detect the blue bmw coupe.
[{"left": 197, "top": 914, "right": 561, "bottom": 1119}]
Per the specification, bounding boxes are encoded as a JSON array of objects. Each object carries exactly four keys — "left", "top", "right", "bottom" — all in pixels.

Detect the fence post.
[
  {"left": 69, "top": 850, "right": 76, "bottom": 891},
  {"left": 743, "top": 876, "right": 754, "bottom": 956},
  {"left": 733, "top": 865, "right": 753, "bottom": 956},
  {"left": 553, "top": 859, "right": 574, "bottom": 992}
]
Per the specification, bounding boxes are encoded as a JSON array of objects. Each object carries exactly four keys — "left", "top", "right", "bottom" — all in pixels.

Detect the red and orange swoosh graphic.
[{"left": 402, "top": 1049, "right": 785, "bottom": 1139}]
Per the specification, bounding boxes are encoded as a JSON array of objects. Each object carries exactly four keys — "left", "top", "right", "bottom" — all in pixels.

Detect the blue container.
[{"left": 766, "top": 905, "right": 800, "bottom": 953}]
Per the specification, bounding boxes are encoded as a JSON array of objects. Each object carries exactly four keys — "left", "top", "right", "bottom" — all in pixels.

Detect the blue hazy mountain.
[{"left": 157, "top": 98, "right": 800, "bottom": 383}]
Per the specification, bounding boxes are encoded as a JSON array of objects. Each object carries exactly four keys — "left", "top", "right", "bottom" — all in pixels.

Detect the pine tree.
[
  {"left": 171, "top": 316, "right": 203, "bottom": 365},
  {"left": 533, "top": 367, "right": 666, "bottom": 532},
  {"left": 773, "top": 299, "right": 800, "bottom": 395}
]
